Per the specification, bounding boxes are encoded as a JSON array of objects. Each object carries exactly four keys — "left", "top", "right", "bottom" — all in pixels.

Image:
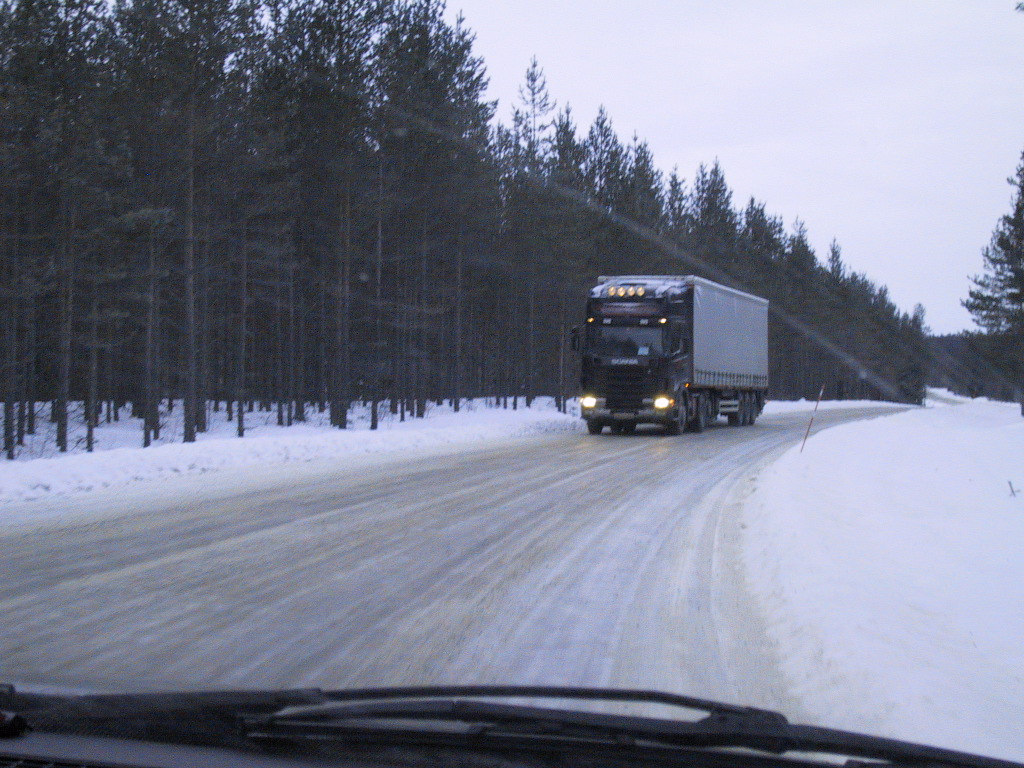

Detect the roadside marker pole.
[{"left": 800, "top": 384, "right": 825, "bottom": 453}]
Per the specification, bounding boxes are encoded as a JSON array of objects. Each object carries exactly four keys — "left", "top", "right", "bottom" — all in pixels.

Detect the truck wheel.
[
  {"left": 737, "top": 393, "right": 748, "bottom": 426},
  {"left": 687, "top": 396, "right": 706, "bottom": 433},
  {"left": 620, "top": 423, "right": 636, "bottom": 435},
  {"left": 586, "top": 420, "right": 603, "bottom": 435},
  {"left": 692, "top": 407, "right": 706, "bottom": 433}
]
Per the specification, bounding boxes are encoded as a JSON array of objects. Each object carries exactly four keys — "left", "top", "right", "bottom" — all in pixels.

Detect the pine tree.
[
  {"left": 584, "top": 107, "right": 626, "bottom": 210},
  {"left": 622, "top": 136, "right": 662, "bottom": 231},
  {"left": 663, "top": 170, "right": 688, "bottom": 238},
  {"left": 689, "top": 160, "right": 738, "bottom": 276},
  {"left": 827, "top": 238, "right": 844, "bottom": 279},
  {"left": 963, "top": 151, "right": 1024, "bottom": 334},
  {"left": 516, "top": 56, "right": 553, "bottom": 176}
]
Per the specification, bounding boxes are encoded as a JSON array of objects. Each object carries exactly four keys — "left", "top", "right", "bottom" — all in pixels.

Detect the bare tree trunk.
[
  {"left": 286, "top": 261, "right": 295, "bottom": 426},
  {"left": 25, "top": 291, "right": 36, "bottom": 436},
  {"left": 183, "top": 93, "right": 198, "bottom": 443},
  {"left": 56, "top": 199, "right": 74, "bottom": 453},
  {"left": 332, "top": 181, "right": 353, "bottom": 429},
  {"left": 557, "top": 294, "right": 566, "bottom": 412},
  {"left": 295, "top": 290, "right": 306, "bottom": 422},
  {"left": 275, "top": 258, "right": 284, "bottom": 427},
  {"left": 415, "top": 218, "right": 428, "bottom": 419},
  {"left": 143, "top": 222, "right": 158, "bottom": 447},
  {"left": 86, "top": 291, "right": 98, "bottom": 452},
  {"left": 237, "top": 220, "right": 248, "bottom": 438},
  {"left": 2, "top": 206, "right": 19, "bottom": 459},
  {"left": 452, "top": 220, "right": 463, "bottom": 413},
  {"left": 197, "top": 191, "right": 212, "bottom": 432},
  {"left": 318, "top": 286, "right": 327, "bottom": 414},
  {"left": 371, "top": 162, "right": 384, "bottom": 430},
  {"left": 525, "top": 251, "right": 535, "bottom": 407},
  {"left": 3, "top": 263, "right": 14, "bottom": 461},
  {"left": 152, "top": 306, "right": 162, "bottom": 442}
]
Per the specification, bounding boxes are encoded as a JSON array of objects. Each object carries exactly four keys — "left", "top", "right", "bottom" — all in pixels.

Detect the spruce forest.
[{"left": 0, "top": 0, "right": 931, "bottom": 457}]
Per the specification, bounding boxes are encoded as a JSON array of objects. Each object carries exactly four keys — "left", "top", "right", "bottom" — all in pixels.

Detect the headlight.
[
  {"left": 653, "top": 396, "right": 673, "bottom": 409},
  {"left": 580, "top": 396, "right": 598, "bottom": 408}
]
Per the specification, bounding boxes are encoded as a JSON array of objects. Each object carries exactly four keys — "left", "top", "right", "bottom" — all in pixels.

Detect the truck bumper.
[{"left": 582, "top": 406, "right": 680, "bottom": 425}]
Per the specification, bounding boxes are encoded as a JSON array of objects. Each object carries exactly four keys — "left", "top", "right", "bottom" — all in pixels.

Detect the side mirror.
[{"left": 570, "top": 327, "right": 580, "bottom": 352}]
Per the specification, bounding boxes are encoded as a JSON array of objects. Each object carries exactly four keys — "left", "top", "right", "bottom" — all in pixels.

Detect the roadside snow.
[
  {"left": 762, "top": 398, "right": 903, "bottom": 415},
  {"left": 0, "top": 395, "right": 896, "bottom": 508},
  {"left": 923, "top": 387, "right": 974, "bottom": 407},
  {"left": 741, "top": 394, "right": 1024, "bottom": 760},
  {"left": 0, "top": 398, "right": 581, "bottom": 506}
]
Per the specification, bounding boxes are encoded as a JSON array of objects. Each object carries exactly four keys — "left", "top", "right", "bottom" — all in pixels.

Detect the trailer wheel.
[
  {"left": 586, "top": 420, "right": 603, "bottom": 435},
  {"left": 694, "top": 406, "right": 706, "bottom": 433}
]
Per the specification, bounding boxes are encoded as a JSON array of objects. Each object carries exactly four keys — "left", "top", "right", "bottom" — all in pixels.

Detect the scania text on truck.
[{"left": 573, "top": 275, "right": 769, "bottom": 435}]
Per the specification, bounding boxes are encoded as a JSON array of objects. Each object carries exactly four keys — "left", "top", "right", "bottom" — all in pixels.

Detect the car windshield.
[
  {"left": 586, "top": 325, "right": 664, "bottom": 356},
  {"left": 2, "top": 1, "right": 1023, "bottom": 767}
]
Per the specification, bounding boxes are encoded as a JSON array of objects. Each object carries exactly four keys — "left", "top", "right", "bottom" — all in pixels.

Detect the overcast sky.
[{"left": 443, "top": 1, "right": 1024, "bottom": 334}]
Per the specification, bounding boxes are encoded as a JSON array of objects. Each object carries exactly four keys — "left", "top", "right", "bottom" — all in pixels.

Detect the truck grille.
[{"left": 604, "top": 366, "right": 647, "bottom": 409}]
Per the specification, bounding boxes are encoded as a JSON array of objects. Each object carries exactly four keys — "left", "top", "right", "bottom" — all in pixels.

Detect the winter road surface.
[{"left": 2, "top": 406, "right": 898, "bottom": 710}]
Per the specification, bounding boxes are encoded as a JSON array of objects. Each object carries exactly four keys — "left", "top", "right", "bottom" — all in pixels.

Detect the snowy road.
[{"left": 2, "top": 406, "right": 898, "bottom": 707}]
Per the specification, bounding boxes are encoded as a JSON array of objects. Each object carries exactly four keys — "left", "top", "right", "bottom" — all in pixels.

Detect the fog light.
[
  {"left": 581, "top": 395, "right": 598, "bottom": 408},
  {"left": 654, "top": 396, "right": 673, "bottom": 409}
]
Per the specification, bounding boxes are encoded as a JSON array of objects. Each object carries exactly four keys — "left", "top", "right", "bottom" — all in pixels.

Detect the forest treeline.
[{"left": 0, "top": 0, "right": 929, "bottom": 457}]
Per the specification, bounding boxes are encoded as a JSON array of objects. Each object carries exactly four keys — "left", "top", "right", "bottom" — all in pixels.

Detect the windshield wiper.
[{"left": 241, "top": 685, "right": 1023, "bottom": 768}]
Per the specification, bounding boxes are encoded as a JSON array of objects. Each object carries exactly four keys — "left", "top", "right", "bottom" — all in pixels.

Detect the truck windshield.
[{"left": 585, "top": 326, "right": 664, "bottom": 356}]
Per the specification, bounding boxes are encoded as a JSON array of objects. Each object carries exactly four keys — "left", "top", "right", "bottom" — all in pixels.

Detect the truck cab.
[{"left": 577, "top": 276, "right": 768, "bottom": 435}]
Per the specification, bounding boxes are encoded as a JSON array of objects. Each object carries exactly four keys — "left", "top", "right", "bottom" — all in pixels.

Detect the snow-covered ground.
[
  {"left": 0, "top": 395, "right": 895, "bottom": 508},
  {"left": 741, "top": 390, "right": 1024, "bottom": 760},
  {"left": 0, "top": 398, "right": 582, "bottom": 506},
  {"left": 762, "top": 397, "right": 905, "bottom": 414},
  {"left": 3, "top": 397, "right": 580, "bottom": 461}
]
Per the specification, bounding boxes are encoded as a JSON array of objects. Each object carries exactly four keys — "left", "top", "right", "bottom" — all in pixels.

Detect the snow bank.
[
  {"left": 762, "top": 398, "right": 903, "bottom": 415},
  {"left": 923, "top": 387, "right": 974, "bottom": 407},
  {"left": 742, "top": 395, "right": 1024, "bottom": 759},
  {"left": 0, "top": 399, "right": 581, "bottom": 506}
]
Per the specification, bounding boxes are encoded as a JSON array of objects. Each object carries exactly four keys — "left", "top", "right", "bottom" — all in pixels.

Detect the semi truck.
[{"left": 574, "top": 275, "right": 769, "bottom": 435}]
